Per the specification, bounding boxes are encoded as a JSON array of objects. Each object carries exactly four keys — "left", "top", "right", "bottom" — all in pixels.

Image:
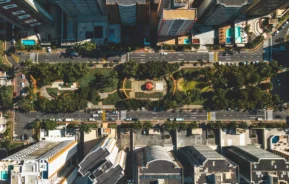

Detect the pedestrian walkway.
[
  {"left": 208, "top": 112, "right": 216, "bottom": 121},
  {"left": 120, "top": 111, "right": 126, "bottom": 120},
  {"left": 267, "top": 110, "right": 273, "bottom": 120}
]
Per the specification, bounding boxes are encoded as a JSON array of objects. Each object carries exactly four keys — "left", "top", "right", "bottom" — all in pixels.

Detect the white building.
[
  {"left": 0, "top": 140, "right": 78, "bottom": 184},
  {"left": 78, "top": 137, "right": 127, "bottom": 184}
]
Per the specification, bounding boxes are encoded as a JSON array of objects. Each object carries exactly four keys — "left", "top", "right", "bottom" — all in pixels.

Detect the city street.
[
  {"left": 129, "top": 51, "right": 263, "bottom": 62},
  {"left": 120, "top": 110, "right": 208, "bottom": 121},
  {"left": 128, "top": 52, "right": 209, "bottom": 62},
  {"left": 215, "top": 110, "right": 266, "bottom": 121},
  {"left": 14, "top": 52, "right": 126, "bottom": 63}
]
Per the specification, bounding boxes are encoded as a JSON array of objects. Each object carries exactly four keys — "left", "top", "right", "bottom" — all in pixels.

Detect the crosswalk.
[
  {"left": 207, "top": 112, "right": 216, "bottom": 121},
  {"left": 267, "top": 110, "right": 273, "bottom": 120},
  {"left": 120, "top": 111, "right": 126, "bottom": 120}
]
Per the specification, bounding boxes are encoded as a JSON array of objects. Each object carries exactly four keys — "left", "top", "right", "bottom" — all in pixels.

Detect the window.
[
  {"left": 2, "top": 4, "right": 17, "bottom": 9},
  {"left": 12, "top": 10, "right": 25, "bottom": 15},
  {"left": 0, "top": 0, "right": 11, "bottom": 4},
  {"left": 25, "top": 19, "right": 37, "bottom": 24},
  {"left": 30, "top": 22, "right": 41, "bottom": 27},
  {"left": 18, "top": 14, "right": 31, "bottom": 19},
  {"left": 94, "top": 26, "right": 103, "bottom": 38},
  {"left": 85, "top": 31, "right": 93, "bottom": 39}
]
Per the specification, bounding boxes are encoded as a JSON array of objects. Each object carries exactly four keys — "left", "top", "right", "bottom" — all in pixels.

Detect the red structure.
[{"left": 145, "top": 82, "right": 154, "bottom": 91}]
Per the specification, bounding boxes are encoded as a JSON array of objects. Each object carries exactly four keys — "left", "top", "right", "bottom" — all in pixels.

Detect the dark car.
[
  {"left": 275, "top": 115, "right": 282, "bottom": 119},
  {"left": 131, "top": 118, "right": 138, "bottom": 121}
]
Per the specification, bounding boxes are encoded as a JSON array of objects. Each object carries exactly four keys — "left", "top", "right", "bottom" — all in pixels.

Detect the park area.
[{"left": 17, "top": 60, "right": 285, "bottom": 112}]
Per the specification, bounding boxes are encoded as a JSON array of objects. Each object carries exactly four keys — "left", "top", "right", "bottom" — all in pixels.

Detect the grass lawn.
[
  {"left": 135, "top": 92, "right": 163, "bottom": 98},
  {"left": 178, "top": 78, "right": 210, "bottom": 92},
  {"left": 46, "top": 88, "right": 58, "bottom": 97},
  {"left": 181, "top": 68, "right": 201, "bottom": 73},
  {"left": 102, "top": 91, "right": 122, "bottom": 105},
  {"left": 77, "top": 68, "right": 113, "bottom": 87},
  {"left": 125, "top": 80, "right": 132, "bottom": 89},
  {"left": 47, "top": 88, "right": 73, "bottom": 97}
]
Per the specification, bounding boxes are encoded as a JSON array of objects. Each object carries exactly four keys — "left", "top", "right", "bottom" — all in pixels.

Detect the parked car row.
[{"left": 272, "top": 20, "right": 289, "bottom": 36}]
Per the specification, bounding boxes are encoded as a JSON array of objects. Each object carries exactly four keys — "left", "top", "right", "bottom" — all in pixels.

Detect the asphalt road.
[
  {"left": 15, "top": 52, "right": 126, "bottom": 63},
  {"left": 15, "top": 111, "right": 119, "bottom": 124},
  {"left": 215, "top": 110, "right": 266, "bottom": 121},
  {"left": 121, "top": 110, "right": 208, "bottom": 121},
  {"left": 129, "top": 51, "right": 263, "bottom": 62},
  {"left": 128, "top": 52, "right": 209, "bottom": 62},
  {"left": 218, "top": 51, "right": 262, "bottom": 62}
]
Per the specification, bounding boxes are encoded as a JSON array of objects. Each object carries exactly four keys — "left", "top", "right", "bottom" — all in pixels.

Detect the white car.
[
  {"left": 20, "top": 82, "right": 24, "bottom": 87},
  {"left": 21, "top": 74, "right": 25, "bottom": 79},
  {"left": 56, "top": 118, "right": 63, "bottom": 122},
  {"left": 256, "top": 118, "right": 263, "bottom": 121},
  {"left": 47, "top": 47, "right": 51, "bottom": 53},
  {"left": 97, "top": 110, "right": 103, "bottom": 113},
  {"left": 89, "top": 118, "right": 96, "bottom": 121},
  {"left": 92, "top": 114, "right": 98, "bottom": 117}
]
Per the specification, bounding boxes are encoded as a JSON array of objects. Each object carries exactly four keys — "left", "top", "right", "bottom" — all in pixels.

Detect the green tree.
[
  {"left": 80, "top": 123, "right": 92, "bottom": 134},
  {"left": 178, "top": 122, "right": 188, "bottom": 131},
  {"left": 238, "top": 121, "right": 248, "bottom": 129},
  {"left": 143, "top": 121, "right": 153, "bottom": 130},
  {"left": 0, "top": 86, "right": 13, "bottom": 109},
  {"left": 249, "top": 73, "right": 261, "bottom": 84},
  {"left": 133, "top": 121, "right": 143, "bottom": 130},
  {"left": 188, "top": 121, "right": 198, "bottom": 129},
  {"left": 18, "top": 98, "right": 34, "bottom": 112},
  {"left": 43, "top": 120, "right": 58, "bottom": 130}
]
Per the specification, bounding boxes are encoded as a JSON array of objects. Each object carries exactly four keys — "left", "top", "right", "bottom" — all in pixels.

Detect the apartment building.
[
  {"left": 178, "top": 146, "right": 239, "bottom": 184},
  {"left": 0, "top": 140, "right": 78, "bottom": 184},
  {"left": 225, "top": 145, "right": 289, "bottom": 184},
  {"left": 0, "top": 0, "right": 53, "bottom": 28},
  {"left": 157, "top": 9, "right": 197, "bottom": 36},
  {"left": 78, "top": 137, "right": 127, "bottom": 184},
  {"left": 244, "top": 0, "right": 289, "bottom": 17},
  {"left": 136, "top": 145, "right": 183, "bottom": 184},
  {"left": 198, "top": 0, "right": 250, "bottom": 25}
]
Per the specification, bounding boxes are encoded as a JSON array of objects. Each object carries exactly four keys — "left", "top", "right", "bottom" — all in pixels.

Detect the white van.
[
  {"left": 92, "top": 114, "right": 99, "bottom": 117},
  {"left": 175, "top": 118, "right": 184, "bottom": 121},
  {"left": 65, "top": 118, "right": 74, "bottom": 122}
]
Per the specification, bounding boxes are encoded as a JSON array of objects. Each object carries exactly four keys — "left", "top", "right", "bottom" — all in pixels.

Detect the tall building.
[
  {"left": 225, "top": 145, "right": 289, "bottom": 184},
  {"left": 0, "top": 140, "right": 78, "bottom": 184},
  {"left": 136, "top": 145, "right": 184, "bottom": 184},
  {"left": 78, "top": 137, "right": 127, "bottom": 184},
  {"left": 0, "top": 0, "right": 53, "bottom": 28},
  {"left": 157, "top": 0, "right": 170, "bottom": 17},
  {"left": 244, "top": 0, "right": 289, "bottom": 17},
  {"left": 198, "top": 0, "right": 250, "bottom": 26},
  {"left": 178, "top": 146, "right": 239, "bottom": 184},
  {"left": 55, "top": 0, "right": 105, "bottom": 16},
  {"left": 157, "top": 9, "right": 197, "bottom": 36},
  {"left": 106, "top": 0, "right": 149, "bottom": 25}
]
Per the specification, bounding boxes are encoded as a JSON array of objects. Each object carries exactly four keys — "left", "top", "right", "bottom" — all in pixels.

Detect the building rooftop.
[
  {"left": 144, "top": 145, "right": 173, "bottom": 164},
  {"left": 219, "top": 0, "right": 249, "bottom": 6},
  {"left": 232, "top": 146, "right": 285, "bottom": 162},
  {"left": 3, "top": 141, "right": 75, "bottom": 161},
  {"left": 162, "top": 9, "right": 196, "bottom": 20},
  {"left": 191, "top": 146, "right": 225, "bottom": 161},
  {"left": 78, "top": 137, "right": 116, "bottom": 176},
  {"left": 106, "top": 0, "right": 147, "bottom": 4}
]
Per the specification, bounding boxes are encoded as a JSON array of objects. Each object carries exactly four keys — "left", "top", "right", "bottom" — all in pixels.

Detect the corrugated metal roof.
[
  {"left": 106, "top": 0, "right": 146, "bottom": 5},
  {"left": 236, "top": 146, "right": 284, "bottom": 160},
  {"left": 218, "top": 0, "right": 249, "bottom": 6},
  {"left": 144, "top": 146, "right": 172, "bottom": 163}
]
